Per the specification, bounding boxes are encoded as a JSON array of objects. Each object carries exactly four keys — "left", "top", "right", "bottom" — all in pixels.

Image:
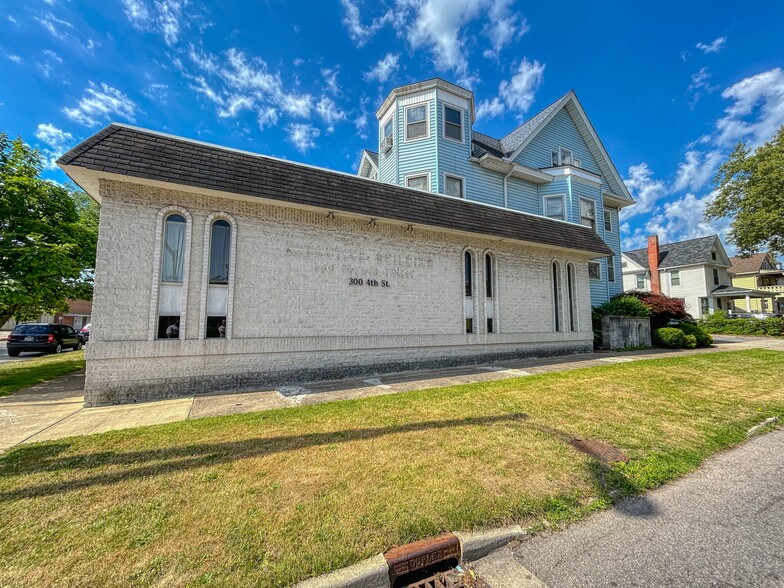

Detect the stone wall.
[
  {"left": 85, "top": 179, "right": 597, "bottom": 405},
  {"left": 601, "top": 316, "right": 652, "bottom": 350}
]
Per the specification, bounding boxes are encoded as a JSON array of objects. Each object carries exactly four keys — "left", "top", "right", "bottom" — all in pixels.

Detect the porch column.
[{"left": 746, "top": 295, "right": 752, "bottom": 312}]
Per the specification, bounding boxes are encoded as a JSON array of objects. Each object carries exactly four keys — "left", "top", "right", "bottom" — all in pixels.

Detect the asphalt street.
[{"left": 514, "top": 427, "right": 784, "bottom": 588}]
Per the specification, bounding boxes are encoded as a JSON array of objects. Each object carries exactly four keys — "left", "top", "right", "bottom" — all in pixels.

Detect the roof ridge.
[{"left": 500, "top": 91, "right": 571, "bottom": 146}]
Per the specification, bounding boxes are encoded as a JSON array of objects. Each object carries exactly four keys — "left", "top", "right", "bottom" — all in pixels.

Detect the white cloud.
[
  {"left": 315, "top": 97, "right": 347, "bottom": 133},
  {"left": 62, "top": 83, "right": 138, "bottom": 127},
  {"left": 8, "top": 54, "right": 22, "bottom": 64},
  {"left": 622, "top": 163, "right": 668, "bottom": 219},
  {"left": 713, "top": 67, "right": 784, "bottom": 148},
  {"left": 696, "top": 36, "right": 727, "bottom": 54},
  {"left": 482, "top": 0, "right": 529, "bottom": 59},
  {"left": 35, "top": 123, "right": 73, "bottom": 169},
  {"left": 321, "top": 68, "right": 340, "bottom": 94},
  {"left": 7, "top": 15, "right": 18, "bottom": 24},
  {"left": 340, "top": 0, "right": 393, "bottom": 47},
  {"left": 363, "top": 53, "right": 400, "bottom": 83},
  {"left": 477, "top": 58, "right": 545, "bottom": 119},
  {"left": 287, "top": 123, "right": 320, "bottom": 152},
  {"left": 672, "top": 149, "right": 723, "bottom": 192},
  {"left": 687, "top": 67, "right": 718, "bottom": 107},
  {"left": 35, "top": 13, "right": 75, "bottom": 39},
  {"left": 122, "top": 0, "right": 187, "bottom": 46}
]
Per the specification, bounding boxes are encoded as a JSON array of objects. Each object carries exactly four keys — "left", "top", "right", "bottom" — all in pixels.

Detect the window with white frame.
[
  {"left": 485, "top": 252, "right": 496, "bottom": 334},
  {"left": 588, "top": 261, "right": 601, "bottom": 280},
  {"left": 566, "top": 263, "right": 577, "bottom": 331},
  {"left": 608, "top": 256, "right": 616, "bottom": 282},
  {"left": 552, "top": 261, "right": 563, "bottom": 332},
  {"left": 604, "top": 210, "right": 612, "bottom": 232},
  {"left": 551, "top": 147, "right": 573, "bottom": 166},
  {"left": 464, "top": 250, "right": 475, "bottom": 333},
  {"left": 405, "top": 104, "right": 428, "bottom": 141},
  {"left": 157, "top": 211, "right": 189, "bottom": 339},
  {"left": 444, "top": 105, "right": 462, "bottom": 141},
  {"left": 713, "top": 268, "right": 720, "bottom": 285},
  {"left": 671, "top": 270, "right": 680, "bottom": 286},
  {"left": 445, "top": 174, "right": 464, "bottom": 198},
  {"left": 381, "top": 118, "right": 393, "bottom": 153},
  {"left": 544, "top": 195, "right": 565, "bottom": 220},
  {"left": 580, "top": 198, "right": 596, "bottom": 230},
  {"left": 636, "top": 274, "right": 645, "bottom": 289},
  {"left": 406, "top": 173, "right": 430, "bottom": 191},
  {"left": 205, "top": 219, "right": 232, "bottom": 338}
]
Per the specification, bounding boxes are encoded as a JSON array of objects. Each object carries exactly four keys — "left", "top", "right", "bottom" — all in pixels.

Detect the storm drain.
[{"left": 385, "top": 533, "right": 464, "bottom": 588}]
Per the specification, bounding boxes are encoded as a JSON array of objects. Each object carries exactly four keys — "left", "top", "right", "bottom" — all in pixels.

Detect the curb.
[
  {"left": 294, "top": 525, "right": 525, "bottom": 588},
  {"left": 747, "top": 416, "right": 779, "bottom": 437}
]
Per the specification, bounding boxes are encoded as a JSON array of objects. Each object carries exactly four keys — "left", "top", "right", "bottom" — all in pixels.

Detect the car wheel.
[
  {"left": 53, "top": 343, "right": 63, "bottom": 354},
  {"left": 8, "top": 349, "right": 20, "bottom": 357},
  {"left": 74, "top": 341, "right": 82, "bottom": 351}
]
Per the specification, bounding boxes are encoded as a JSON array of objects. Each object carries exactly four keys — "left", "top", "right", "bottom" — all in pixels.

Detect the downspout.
[{"left": 503, "top": 168, "right": 513, "bottom": 208}]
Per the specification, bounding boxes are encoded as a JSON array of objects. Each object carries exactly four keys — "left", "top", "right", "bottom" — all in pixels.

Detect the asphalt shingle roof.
[
  {"left": 58, "top": 124, "right": 613, "bottom": 257},
  {"left": 363, "top": 149, "right": 378, "bottom": 167},
  {"left": 728, "top": 253, "right": 769, "bottom": 275},
  {"left": 625, "top": 236, "right": 718, "bottom": 269}
]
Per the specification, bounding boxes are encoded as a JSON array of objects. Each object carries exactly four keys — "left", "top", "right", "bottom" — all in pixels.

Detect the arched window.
[
  {"left": 566, "top": 262, "right": 577, "bottom": 331},
  {"left": 209, "top": 220, "right": 231, "bottom": 284},
  {"left": 161, "top": 214, "right": 186, "bottom": 283},
  {"left": 485, "top": 252, "right": 496, "bottom": 333},
  {"left": 552, "top": 261, "right": 563, "bottom": 332},
  {"left": 464, "top": 250, "right": 475, "bottom": 333}
]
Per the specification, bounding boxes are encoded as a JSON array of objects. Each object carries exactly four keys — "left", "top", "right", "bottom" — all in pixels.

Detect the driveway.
[{"left": 512, "top": 427, "right": 784, "bottom": 587}]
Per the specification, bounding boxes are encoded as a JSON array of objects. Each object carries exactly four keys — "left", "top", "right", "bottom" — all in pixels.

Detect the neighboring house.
[
  {"left": 357, "top": 79, "right": 634, "bottom": 307},
  {"left": 622, "top": 235, "right": 735, "bottom": 318},
  {"left": 728, "top": 253, "right": 784, "bottom": 314}
]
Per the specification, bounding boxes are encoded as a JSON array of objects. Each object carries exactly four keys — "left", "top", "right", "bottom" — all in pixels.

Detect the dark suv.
[{"left": 6, "top": 323, "right": 82, "bottom": 357}]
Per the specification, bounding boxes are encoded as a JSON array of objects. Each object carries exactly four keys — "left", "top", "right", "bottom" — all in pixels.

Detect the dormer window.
[
  {"left": 551, "top": 147, "right": 581, "bottom": 168},
  {"left": 405, "top": 104, "right": 428, "bottom": 141},
  {"left": 711, "top": 251, "right": 717, "bottom": 261},
  {"left": 444, "top": 105, "right": 462, "bottom": 142},
  {"left": 381, "top": 118, "right": 393, "bottom": 153}
]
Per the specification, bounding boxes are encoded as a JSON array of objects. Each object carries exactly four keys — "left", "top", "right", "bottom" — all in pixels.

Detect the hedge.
[{"left": 700, "top": 311, "right": 783, "bottom": 336}]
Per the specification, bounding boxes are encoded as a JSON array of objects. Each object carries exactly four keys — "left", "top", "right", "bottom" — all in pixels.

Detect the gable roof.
[
  {"left": 58, "top": 124, "right": 613, "bottom": 258},
  {"left": 624, "top": 235, "right": 722, "bottom": 270},
  {"left": 357, "top": 149, "right": 378, "bottom": 178},
  {"left": 729, "top": 253, "right": 773, "bottom": 275}
]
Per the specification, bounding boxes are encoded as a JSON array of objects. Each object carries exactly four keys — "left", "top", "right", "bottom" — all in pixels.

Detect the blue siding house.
[{"left": 358, "top": 78, "right": 634, "bottom": 307}]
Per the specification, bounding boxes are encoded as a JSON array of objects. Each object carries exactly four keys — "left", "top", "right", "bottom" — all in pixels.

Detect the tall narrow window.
[
  {"left": 608, "top": 256, "right": 616, "bottom": 282},
  {"left": 485, "top": 253, "right": 495, "bottom": 334},
  {"left": 464, "top": 251, "right": 474, "bottom": 333},
  {"left": 713, "top": 268, "right": 720, "bottom": 285},
  {"left": 206, "top": 219, "right": 232, "bottom": 338},
  {"left": 671, "top": 270, "right": 681, "bottom": 286},
  {"left": 444, "top": 105, "right": 462, "bottom": 141},
  {"left": 552, "top": 261, "right": 563, "bottom": 332},
  {"left": 567, "top": 263, "right": 577, "bottom": 331},
  {"left": 580, "top": 199, "right": 596, "bottom": 231},
  {"left": 161, "top": 214, "right": 186, "bottom": 283},
  {"left": 604, "top": 210, "right": 612, "bottom": 232},
  {"left": 636, "top": 274, "right": 645, "bottom": 289}
]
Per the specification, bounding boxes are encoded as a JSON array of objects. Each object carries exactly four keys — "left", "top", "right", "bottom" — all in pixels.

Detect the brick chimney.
[{"left": 647, "top": 235, "right": 661, "bottom": 294}]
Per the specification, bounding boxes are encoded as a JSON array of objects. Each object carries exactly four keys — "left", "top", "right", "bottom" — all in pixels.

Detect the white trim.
[
  {"left": 199, "top": 212, "right": 238, "bottom": 340},
  {"left": 443, "top": 173, "right": 465, "bottom": 198},
  {"left": 544, "top": 165, "right": 603, "bottom": 187},
  {"left": 579, "top": 197, "right": 597, "bottom": 231},
  {"left": 551, "top": 259, "right": 564, "bottom": 332},
  {"left": 483, "top": 249, "right": 499, "bottom": 334},
  {"left": 404, "top": 171, "right": 432, "bottom": 192},
  {"left": 149, "top": 205, "right": 193, "bottom": 340},
  {"left": 404, "top": 102, "right": 430, "bottom": 143},
  {"left": 565, "top": 261, "right": 578, "bottom": 332},
  {"left": 442, "top": 102, "right": 464, "bottom": 144},
  {"left": 462, "top": 247, "right": 480, "bottom": 334},
  {"left": 377, "top": 78, "right": 475, "bottom": 122},
  {"left": 542, "top": 194, "right": 566, "bottom": 221},
  {"left": 604, "top": 209, "right": 613, "bottom": 232},
  {"left": 357, "top": 151, "right": 379, "bottom": 178}
]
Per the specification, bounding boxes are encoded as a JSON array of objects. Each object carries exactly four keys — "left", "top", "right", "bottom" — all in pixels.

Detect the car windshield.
[{"left": 12, "top": 325, "right": 50, "bottom": 335}]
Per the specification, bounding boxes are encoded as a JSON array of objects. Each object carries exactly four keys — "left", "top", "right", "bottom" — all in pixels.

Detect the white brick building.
[{"left": 59, "top": 124, "right": 615, "bottom": 405}]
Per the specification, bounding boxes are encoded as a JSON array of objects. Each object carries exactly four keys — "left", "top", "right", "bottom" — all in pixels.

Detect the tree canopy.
[
  {"left": 704, "top": 126, "right": 784, "bottom": 257},
  {"left": 0, "top": 133, "right": 98, "bottom": 326}
]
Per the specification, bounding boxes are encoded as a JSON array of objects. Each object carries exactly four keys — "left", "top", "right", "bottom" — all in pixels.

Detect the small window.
[
  {"left": 717, "top": 298, "right": 723, "bottom": 309},
  {"left": 588, "top": 261, "right": 601, "bottom": 280},
  {"left": 580, "top": 199, "right": 596, "bottom": 231},
  {"left": 444, "top": 105, "right": 462, "bottom": 141},
  {"left": 206, "top": 316, "right": 227, "bottom": 338},
  {"left": 465, "top": 251, "right": 473, "bottom": 297},
  {"left": 604, "top": 210, "right": 612, "bottom": 232},
  {"left": 383, "top": 118, "right": 393, "bottom": 141},
  {"left": 671, "top": 270, "right": 681, "bottom": 286},
  {"left": 405, "top": 104, "right": 428, "bottom": 141},
  {"left": 572, "top": 157, "right": 582, "bottom": 168},
  {"left": 406, "top": 174, "right": 430, "bottom": 191},
  {"left": 445, "top": 175, "right": 464, "bottom": 198},
  {"left": 608, "top": 257, "right": 616, "bottom": 282},
  {"left": 551, "top": 147, "right": 573, "bottom": 166},
  {"left": 544, "top": 195, "right": 565, "bottom": 220},
  {"left": 713, "top": 268, "right": 719, "bottom": 285},
  {"left": 636, "top": 274, "right": 645, "bottom": 289},
  {"left": 161, "top": 213, "right": 186, "bottom": 283},
  {"left": 711, "top": 251, "right": 717, "bottom": 260},
  {"left": 157, "top": 316, "right": 180, "bottom": 339},
  {"left": 465, "top": 318, "right": 474, "bottom": 334}
]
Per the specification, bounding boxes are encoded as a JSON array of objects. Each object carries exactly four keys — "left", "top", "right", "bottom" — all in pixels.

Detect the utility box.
[{"left": 601, "top": 316, "right": 651, "bottom": 350}]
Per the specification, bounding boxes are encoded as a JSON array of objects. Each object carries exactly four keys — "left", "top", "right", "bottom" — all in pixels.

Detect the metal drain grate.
[{"left": 402, "top": 571, "right": 464, "bottom": 588}]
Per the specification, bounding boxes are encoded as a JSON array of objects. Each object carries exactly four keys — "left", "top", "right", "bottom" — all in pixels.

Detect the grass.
[
  {"left": 0, "top": 350, "right": 85, "bottom": 398},
  {"left": 1, "top": 349, "right": 783, "bottom": 587}
]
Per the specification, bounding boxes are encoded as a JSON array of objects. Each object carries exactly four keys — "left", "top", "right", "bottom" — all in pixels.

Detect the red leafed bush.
[{"left": 614, "top": 291, "right": 690, "bottom": 329}]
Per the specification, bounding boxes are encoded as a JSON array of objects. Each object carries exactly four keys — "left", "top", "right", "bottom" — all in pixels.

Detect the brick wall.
[{"left": 85, "top": 179, "right": 596, "bottom": 404}]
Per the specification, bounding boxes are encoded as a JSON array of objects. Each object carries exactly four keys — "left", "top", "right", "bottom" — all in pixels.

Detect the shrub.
[
  {"left": 593, "top": 296, "right": 652, "bottom": 319},
  {"left": 683, "top": 334, "right": 698, "bottom": 349},
  {"left": 700, "top": 312, "right": 784, "bottom": 336},
  {"left": 616, "top": 291, "right": 690, "bottom": 329},
  {"left": 676, "top": 322, "right": 713, "bottom": 347},
  {"left": 653, "top": 327, "right": 685, "bottom": 348}
]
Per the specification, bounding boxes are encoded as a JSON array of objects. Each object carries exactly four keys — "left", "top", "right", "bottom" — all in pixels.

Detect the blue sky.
[{"left": 2, "top": 0, "right": 783, "bottom": 253}]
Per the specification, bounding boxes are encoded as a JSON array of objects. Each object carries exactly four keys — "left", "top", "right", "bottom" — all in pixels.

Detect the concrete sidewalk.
[{"left": 2, "top": 335, "right": 782, "bottom": 451}]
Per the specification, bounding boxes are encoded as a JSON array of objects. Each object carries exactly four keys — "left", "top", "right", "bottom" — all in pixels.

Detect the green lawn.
[
  {"left": 1, "top": 350, "right": 783, "bottom": 587},
  {"left": 0, "top": 350, "right": 85, "bottom": 397}
]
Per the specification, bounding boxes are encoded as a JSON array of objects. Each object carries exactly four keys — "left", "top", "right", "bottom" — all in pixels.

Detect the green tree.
[
  {"left": 0, "top": 133, "right": 98, "bottom": 326},
  {"left": 704, "top": 126, "right": 784, "bottom": 256}
]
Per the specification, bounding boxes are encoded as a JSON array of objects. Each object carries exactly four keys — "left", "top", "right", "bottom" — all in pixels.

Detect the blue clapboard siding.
[
  {"left": 397, "top": 99, "right": 438, "bottom": 191},
  {"left": 378, "top": 109, "right": 397, "bottom": 184},
  {"left": 606, "top": 207, "right": 623, "bottom": 298}
]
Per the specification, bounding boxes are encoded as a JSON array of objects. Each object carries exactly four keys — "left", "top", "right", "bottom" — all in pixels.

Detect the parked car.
[
  {"left": 80, "top": 323, "right": 92, "bottom": 344},
  {"left": 5, "top": 323, "right": 82, "bottom": 356}
]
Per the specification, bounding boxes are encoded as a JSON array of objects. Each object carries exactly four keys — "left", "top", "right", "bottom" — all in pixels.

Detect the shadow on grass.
[{"left": 0, "top": 412, "right": 529, "bottom": 500}]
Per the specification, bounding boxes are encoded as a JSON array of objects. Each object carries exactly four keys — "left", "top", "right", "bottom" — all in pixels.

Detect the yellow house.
[{"left": 728, "top": 253, "right": 784, "bottom": 314}]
